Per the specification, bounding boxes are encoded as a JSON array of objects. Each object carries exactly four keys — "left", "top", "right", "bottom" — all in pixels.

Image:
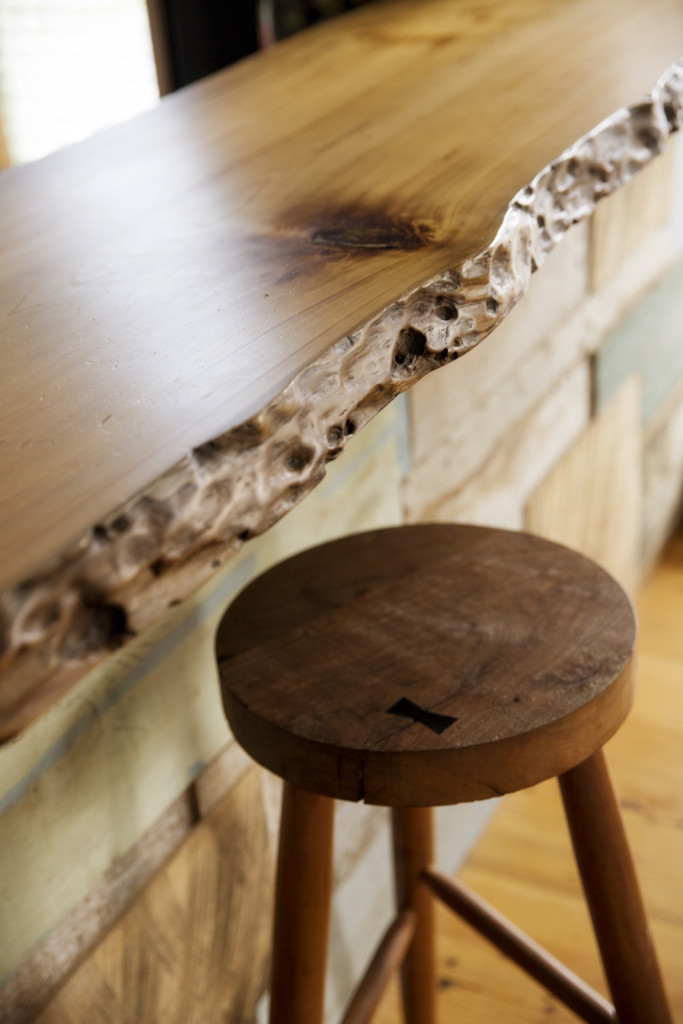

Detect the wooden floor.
[
  {"left": 36, "top": 537, "right": 683, "bottom": 1023},
  {"left": 375, "top": 536, "right": 683, "bottom": 1023}
]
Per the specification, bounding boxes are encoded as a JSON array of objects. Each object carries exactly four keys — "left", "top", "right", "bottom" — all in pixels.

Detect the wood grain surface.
[
  {"left": 217, "top": 524, "right": 636, "bottom": 805},
  {"left": 34, "top": 766, "right": 273, "bottom": 1024},
  {"left": 269, "top": 783, "right": 335, "bottom": 1024},
  {"left": 2, "top": 0, "right": 682, "bottom": 737},
  {"left": 392, "top": 807, "right": 436, "bottom": 1024}
]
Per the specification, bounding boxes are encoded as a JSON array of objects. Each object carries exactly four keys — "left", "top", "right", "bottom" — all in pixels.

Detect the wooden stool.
[{"left": 215, "top": 524, "right": 672, "bottom": 1024}]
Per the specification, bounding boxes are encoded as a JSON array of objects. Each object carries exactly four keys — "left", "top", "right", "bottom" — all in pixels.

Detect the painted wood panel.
[{"left": 594, "top": 258, "right": 683, "bottom": 427}]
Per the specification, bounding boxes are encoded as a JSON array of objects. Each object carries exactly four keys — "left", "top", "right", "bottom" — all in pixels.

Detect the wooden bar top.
[{"left": 1, "top": 0, "right": 682, "bottom": 737}]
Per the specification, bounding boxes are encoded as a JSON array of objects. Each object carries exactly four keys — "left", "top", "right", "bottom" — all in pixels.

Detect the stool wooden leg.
[
  {"left": 559, "top": 749, "right": 673, "bottom": 1024},
  {"left": 270, "top": 782, "right": 335, "bottom": 1024},
  {"left": 392, "top": 806, "right": 436, "bottom": 1024}
]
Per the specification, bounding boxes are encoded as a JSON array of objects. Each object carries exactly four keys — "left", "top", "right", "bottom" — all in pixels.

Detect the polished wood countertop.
[{"left": 1, "top": 0, "right": 682, "bottom": 736}]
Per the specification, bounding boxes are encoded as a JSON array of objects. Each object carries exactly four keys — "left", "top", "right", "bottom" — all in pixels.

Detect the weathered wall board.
[
  {"left": 590, "top": 148, "right": 674, "bottom": 290},
  {"left": 594, "top": 257, "right": 683, "bottom": 426},
  {"left": 643, "top": 378, "right": 683, "bottom": 570},
  {"left": 411, "top": 363, "right": 590, "bottom": 530},
  {"left": 525, "top": 377, "right": 642, "bottom": 595}
]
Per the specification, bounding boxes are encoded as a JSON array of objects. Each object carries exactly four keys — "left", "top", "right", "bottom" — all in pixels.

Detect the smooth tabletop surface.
[{"left": 2, "top": 0, "right": 683, "bottom": 593}]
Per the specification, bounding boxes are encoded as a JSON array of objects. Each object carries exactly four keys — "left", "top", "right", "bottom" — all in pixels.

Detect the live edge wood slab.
[{"left": 1, "top": 0, "right": 682, "bottom": 739}]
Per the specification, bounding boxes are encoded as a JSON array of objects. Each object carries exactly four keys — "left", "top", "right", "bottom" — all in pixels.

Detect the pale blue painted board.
[{"left": 595, "top": 258, "right": 683, "bottom": 424}]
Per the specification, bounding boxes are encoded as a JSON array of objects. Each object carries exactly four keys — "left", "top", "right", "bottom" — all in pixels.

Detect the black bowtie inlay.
[{"left": 387, "top": 697, "right": 457, "bottom": 735}]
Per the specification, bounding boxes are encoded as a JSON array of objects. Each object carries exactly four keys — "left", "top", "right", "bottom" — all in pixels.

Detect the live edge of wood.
[{"left": 1, "top": 0, "right": 682, "bottom": 739}]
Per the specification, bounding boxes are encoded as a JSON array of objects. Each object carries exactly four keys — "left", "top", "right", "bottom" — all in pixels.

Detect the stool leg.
[
  {"left": 392, "top": 806, "right": 436, "bottom": 1024},
  {"left": 270, "top": 782, "right": 335, "bottom": 1024},
  {"left": 559, "top": 749, "right": 673, "bottom": 1024}
]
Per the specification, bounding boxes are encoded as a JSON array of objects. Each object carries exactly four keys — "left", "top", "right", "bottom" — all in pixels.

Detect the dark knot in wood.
[{"left": 311, "top": 217, "right": 430, "bottom": 251}]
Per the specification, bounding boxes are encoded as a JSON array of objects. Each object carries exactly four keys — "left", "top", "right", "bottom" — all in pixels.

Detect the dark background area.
[
  {"left": 148, "top": 0, "right": 374, "bottom": 92},
  {"left": 148, "top": 0, "right": 259, "bottom": 93}
]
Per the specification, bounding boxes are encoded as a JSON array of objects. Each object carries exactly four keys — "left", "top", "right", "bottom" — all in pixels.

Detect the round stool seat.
[{"left": 215, "top": 524, "right": 636, "bottom": 806}]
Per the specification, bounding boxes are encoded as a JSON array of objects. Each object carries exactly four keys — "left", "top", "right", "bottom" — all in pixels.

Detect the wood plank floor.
[{"left": 376, "top": 535, "right": 683, "bottom": 1023}]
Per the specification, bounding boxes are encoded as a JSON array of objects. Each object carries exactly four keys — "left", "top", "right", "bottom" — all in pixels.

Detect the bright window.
[{"left": 0, "top": 0, "right": 159, "bottom": 165}]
